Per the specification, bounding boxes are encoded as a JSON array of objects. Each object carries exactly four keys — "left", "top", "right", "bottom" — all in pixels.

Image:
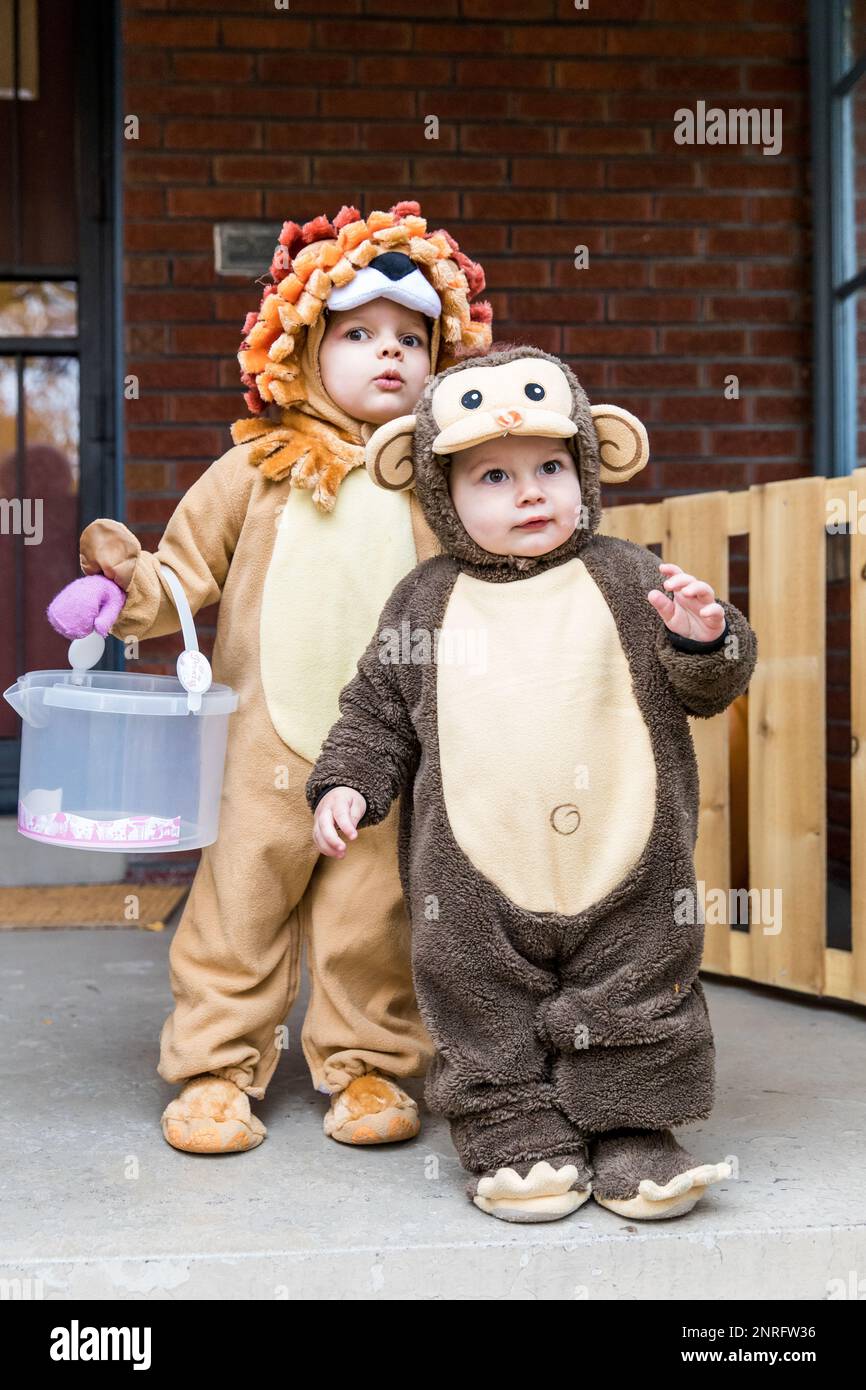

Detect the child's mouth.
[
  {"left": 516, "top": 517, "right": 551, "bottom": 530},
  {"left": 374, "top": 374, "right": 404, "bottom": 391}
]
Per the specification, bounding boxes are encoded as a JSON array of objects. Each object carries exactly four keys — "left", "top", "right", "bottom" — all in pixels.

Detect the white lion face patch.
[{"left": 430, "top": 356, "right": 578, "bottom": 454}]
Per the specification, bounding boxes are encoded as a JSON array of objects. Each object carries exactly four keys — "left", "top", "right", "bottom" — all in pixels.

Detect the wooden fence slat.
[
  {"left": 601, "top": 469, "right": 866, "bottom": 1003},
  {"left": 599, "top": 501, "right": 663, "bottom": 548},
  {"left": 663, "top": 491, "right": 734, "bottom": 977},
  {"left": 748, "top": 477, "right": 826, "bottom": 994}
]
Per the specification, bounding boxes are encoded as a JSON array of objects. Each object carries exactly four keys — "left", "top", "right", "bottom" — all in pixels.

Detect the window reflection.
[
  {"left": 0, "top": 0, "right": 39, "bottom": 100},
  {"left": 0, "top": 356, "right": 17, "bottom": 482},
  {"left": 0, "top": 353, "right": 80, "bottom": 733},
  {"left": 0, "top": 281, "right": 77, "bottom": 337},
  {"left": 24, "top": 356, "right": 79, "bottom": 489}
]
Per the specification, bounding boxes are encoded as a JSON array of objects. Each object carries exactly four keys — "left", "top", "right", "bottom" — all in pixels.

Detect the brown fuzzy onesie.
[{"left": 306, "top": 345, "right": 758, "bottom": 1188}]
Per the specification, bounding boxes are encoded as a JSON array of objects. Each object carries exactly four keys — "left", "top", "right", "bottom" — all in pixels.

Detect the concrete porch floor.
[{"left": 0, "top": 920, "right": 864, "bottom": 1301}]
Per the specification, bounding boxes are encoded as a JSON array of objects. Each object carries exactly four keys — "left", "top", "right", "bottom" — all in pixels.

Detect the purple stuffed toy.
[{"left": 47, "top": 574, "right": 127, "bottom": 640}]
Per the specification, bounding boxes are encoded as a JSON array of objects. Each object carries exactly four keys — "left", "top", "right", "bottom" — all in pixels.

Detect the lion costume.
[{"left": 75, "top": 202, "right": 493, "bottom": 1152}]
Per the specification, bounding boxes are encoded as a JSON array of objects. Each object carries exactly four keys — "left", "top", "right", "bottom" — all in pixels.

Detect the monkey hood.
[{"left": 365, "top": 344, "right": 650, "bottom": 581}]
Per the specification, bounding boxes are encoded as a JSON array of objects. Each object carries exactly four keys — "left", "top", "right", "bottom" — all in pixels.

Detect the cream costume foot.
[
  {"left": 324, "top": 1070, "right": 421, "bottom": 1145},
  {"left": 590, "top": 1128, "right": 730, "bottom": 1220},
  {"left": 468, "top": 1149, "right": 593, "bottom": 1223},
  {"left": 161, "top": 1075, "right": 267, "bottom": 1154}
]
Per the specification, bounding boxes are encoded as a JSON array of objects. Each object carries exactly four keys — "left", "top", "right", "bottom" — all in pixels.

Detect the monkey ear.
[
  {"left": 590, "top": 404, "right": 649, "bottom": 484},
  {"left": 365, "top": 414, "right": 418, "bottom": 491}
]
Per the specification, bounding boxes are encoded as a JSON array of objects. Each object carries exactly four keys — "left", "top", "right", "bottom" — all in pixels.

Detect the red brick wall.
[
  {"left": 119, "top": 0, "right": 821, "bottom": 884},
  {"left": 122, "top": 0, "right": 811, "bottom": 625}
]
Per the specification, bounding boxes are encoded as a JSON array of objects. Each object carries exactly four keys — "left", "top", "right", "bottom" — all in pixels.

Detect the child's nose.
[{"left": 517, "top": 480, "right": 545, "bottom": 502}]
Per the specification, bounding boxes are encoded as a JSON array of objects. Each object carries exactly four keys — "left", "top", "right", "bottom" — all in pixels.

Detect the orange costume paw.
[
  {"left": 161, "top": 1075, "right": 267, "bottom": 1155},
  {"left": 324, "top": 1071, "right": 421, "bottom": 1146}
]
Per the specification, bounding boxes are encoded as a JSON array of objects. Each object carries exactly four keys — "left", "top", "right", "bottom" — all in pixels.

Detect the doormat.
[{"left": 0, "top": 883, "right": 188, "bottom": 931}]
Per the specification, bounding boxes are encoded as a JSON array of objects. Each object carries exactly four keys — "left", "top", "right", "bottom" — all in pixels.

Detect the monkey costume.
[
  {"left": 307, "top": 345, "right": 758, "bottom": 1220},
  {"left": 74, "top": 203, "right": 493, "bottom": 1152}
]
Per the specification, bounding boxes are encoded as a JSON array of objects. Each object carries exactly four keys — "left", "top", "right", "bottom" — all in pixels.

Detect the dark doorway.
[{"left": 0, "top": 0, "right": 120, "bottom": 811}]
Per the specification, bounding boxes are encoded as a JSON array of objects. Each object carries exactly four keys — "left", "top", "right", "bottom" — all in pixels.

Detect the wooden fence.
[{"left": 599, "top": 467, "right": 866, "bottom": 1006}]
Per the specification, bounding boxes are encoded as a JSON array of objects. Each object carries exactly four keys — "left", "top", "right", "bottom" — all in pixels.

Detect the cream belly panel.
[
  {"left": 260, "top": 467, "right": 418, "bottom": 764},
  {"left": 436, "top": 557, "right": 657, "bottom": 915}
]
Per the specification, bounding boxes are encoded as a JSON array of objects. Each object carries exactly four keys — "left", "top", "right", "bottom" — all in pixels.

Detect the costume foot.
[
  {"left": 161, "top": 1075, "right": 267, "bottom": 1154},
  {"left": 324, "top": 1071, "right": 421, "bottom": 1145},
  {"left": 590, "top": 1128, "right": 730, "bottom": 1220},
  {"left": 468, "top": 1150, "right": 593, "bottom": 1223}
]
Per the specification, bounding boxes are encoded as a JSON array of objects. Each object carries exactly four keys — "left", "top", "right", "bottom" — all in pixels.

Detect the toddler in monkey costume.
[
  {"left": 71, "top": 203, "right": 493, "bottom": 1152},
  {"left": 309, "top": 345, "right": 758, "bottom": 1222}
]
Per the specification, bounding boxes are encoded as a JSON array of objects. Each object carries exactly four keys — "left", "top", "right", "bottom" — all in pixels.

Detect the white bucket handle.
[
  {"left": 67, "top": 562, "right": 212, "bottom": 714},
  {"left": 159, "top": 565, "right": 198, "bottom": 657},
  {"left": 158, "top": 564, "right": 213, "bottom": 713}
]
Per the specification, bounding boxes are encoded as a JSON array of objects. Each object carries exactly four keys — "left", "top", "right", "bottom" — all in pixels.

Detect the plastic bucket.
[{"left": 3, "top": 565, "right": 239, "bottom": 852}]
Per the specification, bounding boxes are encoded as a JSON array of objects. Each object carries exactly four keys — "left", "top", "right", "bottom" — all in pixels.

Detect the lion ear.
[
  {"left": 590, "top": 404, "right": 649, "bottom": 484},
  {"left": 365, "top": 415, "right": 418, "bottom": 491}
]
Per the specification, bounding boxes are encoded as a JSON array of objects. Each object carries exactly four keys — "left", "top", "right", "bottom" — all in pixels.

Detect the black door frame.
[{"left": 0, "top": 0, "right": 122, "bottom": 812}]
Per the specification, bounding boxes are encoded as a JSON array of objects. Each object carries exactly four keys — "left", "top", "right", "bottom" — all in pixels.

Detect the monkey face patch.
[{"left": 430, "top": 357, "right": 578, "bottom": 454}]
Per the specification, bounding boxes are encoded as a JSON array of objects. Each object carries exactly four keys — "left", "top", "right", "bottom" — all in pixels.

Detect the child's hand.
[
  {"left": 312, "top": 786, "right": 367, "bottom": 858},
  {"left": 646, "top": 562, "right": 726, "bottom": 643},
  {"left": 79, "top": 519, "right": 139, "bottom": 591}
]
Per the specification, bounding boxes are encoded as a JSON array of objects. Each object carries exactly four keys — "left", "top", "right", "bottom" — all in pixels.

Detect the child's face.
[
  {"left": 318, "top": 298, "right": 431, "bottom": 425},
  {"left": 447, "top": 434, "right": 582, "bottom": 559}
]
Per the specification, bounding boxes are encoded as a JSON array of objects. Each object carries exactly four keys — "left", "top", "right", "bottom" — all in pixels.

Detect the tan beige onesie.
[{"left": 89, "top": 328, "right": 440, "bottom": 1099}]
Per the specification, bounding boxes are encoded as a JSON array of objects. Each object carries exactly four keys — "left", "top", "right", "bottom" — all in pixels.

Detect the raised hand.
[{"left": 646, "top": 562, "right": 726, "bottom": 644}]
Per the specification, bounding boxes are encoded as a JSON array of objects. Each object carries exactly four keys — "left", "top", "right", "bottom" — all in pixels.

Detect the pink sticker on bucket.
[{"left": 18, "top": 802, "right": 181, "bottom": 846}]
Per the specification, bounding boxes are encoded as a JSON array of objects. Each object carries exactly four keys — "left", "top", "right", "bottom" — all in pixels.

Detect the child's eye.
[
  {"left": 345, "top": 328, "right": 368, "bottom": 341},
  {"left": 540, "top": 460, "right": 563, "bottom": 474},
  {"left": 482, "top": 468, "right": 507, "bottom": 484},
  {"left": 401, "top": 334, "right": 424, "bottom": 347}
]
